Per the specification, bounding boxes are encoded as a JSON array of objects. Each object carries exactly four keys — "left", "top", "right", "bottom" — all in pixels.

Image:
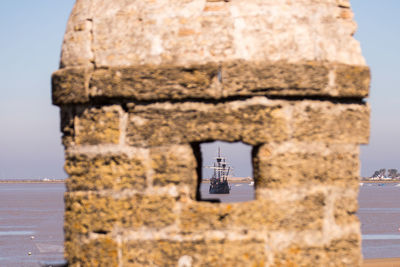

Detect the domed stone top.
[{"left": 60, "top": 0, "right": 366, "bottom": 68}]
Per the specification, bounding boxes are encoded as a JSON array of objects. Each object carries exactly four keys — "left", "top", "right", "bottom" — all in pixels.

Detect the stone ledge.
[
  {"left": 125, "top": 98, "right": 369, "bottom": 147},
  {"left": 52, "top": 61, "right": 370, "bottom": 105}
]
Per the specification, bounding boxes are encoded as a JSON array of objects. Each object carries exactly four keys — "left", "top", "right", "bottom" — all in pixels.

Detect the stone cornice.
[{"left": 52, "top": 60, "right": 370, "bottom": 105}]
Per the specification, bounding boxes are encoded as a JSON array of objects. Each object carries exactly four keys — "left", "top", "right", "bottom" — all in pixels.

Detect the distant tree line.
[{"left": 371, "top": 168, "right": 399, "bottom": 178}]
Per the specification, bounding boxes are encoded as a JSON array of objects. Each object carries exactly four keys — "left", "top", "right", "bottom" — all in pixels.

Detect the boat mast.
[{"left": 205, "top": 146, "right": 233, "bottom": 182}]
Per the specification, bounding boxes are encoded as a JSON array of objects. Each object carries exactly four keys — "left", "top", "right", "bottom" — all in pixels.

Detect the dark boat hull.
[{"left": 209, "top": 181, "right": 230, "bottom": 194}]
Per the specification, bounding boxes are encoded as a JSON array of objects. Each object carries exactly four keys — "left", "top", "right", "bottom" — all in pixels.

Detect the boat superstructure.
[{"left": 206, "top": 147, "right": 231, "bottom": 194}]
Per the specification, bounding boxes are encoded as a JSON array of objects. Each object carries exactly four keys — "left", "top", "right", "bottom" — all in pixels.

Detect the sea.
[{"left": 1, "top": 182, "right": 400, "bottom": 266}]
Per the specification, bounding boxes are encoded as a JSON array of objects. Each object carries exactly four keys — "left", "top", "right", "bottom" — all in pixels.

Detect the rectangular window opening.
[{"left": 193, "top": 141, "right": 255, "bottom": 203}]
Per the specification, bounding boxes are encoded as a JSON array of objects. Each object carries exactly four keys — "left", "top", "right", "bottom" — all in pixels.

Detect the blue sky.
[
  {"left": 0, "top": 1, "right": 75, "bottom": 179},
  {"left": 352, "top": 0, "right": 400, "bottom": 177},
  {"left": 0, "top": 1, "right": 398, "bottom": 179}
]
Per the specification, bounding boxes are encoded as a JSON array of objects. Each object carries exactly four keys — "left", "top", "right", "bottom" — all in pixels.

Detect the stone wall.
[{"left": 52, "top": 0, "right": 370, "bottom": 266}]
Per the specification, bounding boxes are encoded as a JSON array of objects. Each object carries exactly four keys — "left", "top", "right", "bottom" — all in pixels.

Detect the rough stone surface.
[
  {"left": 122, "top": 239, "right": 267, "bottom": 267},
  {"left": 254, "top": 142, "right": 360, "bottom": 189},
  {"left": 126, "top": 99, "right": 369, "bottom": 147},
  {"left": 60, "top": 0, "right": 366, "bottom": 67},
  {"left": 292, "top": 101, "right": 370, "bottom": 144},
  {"left": 150, "top": 145, "right": 197, "bottom": 187},
  {"left": 53, "top": 0, "right": 370, "bottom": 266},
  {"left": 179, "top": 193, "right": 325, "bottom": 232},
  {"left": 64, "top": 192, "right": 178, "bottom": 239},
  {"left": 64, "top": 153, "right": 147, "bottom": 191},
  {"left": 52, "top": 62, "right": 370, "bottom": 104},
  {"left": 126, "top": 97, "right": 288, "bottom": 147},
  {"left": 52, "top": 67, "right": 90, "bottom": 105},
  {"left": 65, "top": 237, "right": 119, "bottom": 267},
  {"left": 74, "top": 105, "right": 121, "bottom": 145},
  {"left": 272, "top": 235, "right": 361, "bottom": 267},
  {"left": 334, "top": 194, "right": 359, "bottom": 225}
]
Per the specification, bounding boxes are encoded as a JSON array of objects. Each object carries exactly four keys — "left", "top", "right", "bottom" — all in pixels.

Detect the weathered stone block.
[
  {"left": 179, "top": 193, "right": 324, "bottom": 232},
  {"left": 335, "top": 64, "right": 370, "bottom": 97},
  {"left": 126, "top": 99, "right": 369, "bottom": 147},
  {"left": 64, "top": 153, "right": 147, "bottom": 191},
  {"left": 64, "top": 192, "right": 177, "bottom": 240},
  {"left": 272, "top": 235, "right": 361, "bottom": 267},
  {"left": 65, "top": 237, "right": 118, "bottom": 267},
  {"left": 89, "top": 64, "right": 220, "bottom": 100},
  {"left": 126, "top": 97, "right": 288, "bottom": 147},
  {"left": 75, "top": 105, "right": 121, "bottom": 145},
  {"left": 334, "top": 194, "right": 359, "bottom": 225},
  {"left": 292, "top": 101, "right": 370, "bottom": 144},
  {"left": 122, "top": 239, "right": 267, "bottom": 267},
  {"left": 52, "top": 67, "right": 90, "bottom": 105},
  {"left": 51, "top": 63, "right": 370, "bottom": 105},
  {"left": 221, "top": 61, "right": 330, "bottom": 97},
  {"left": 64, "top": 192, "right": 119, "bottom": 239},
  {"left": 150, "top": 145, "right": 197, "bottom": 187},
  {"left": 254, "top": 142, "right": 360, "bottom": 189}
]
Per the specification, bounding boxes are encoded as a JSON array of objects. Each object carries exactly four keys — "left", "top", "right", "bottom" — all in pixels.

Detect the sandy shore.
[{"left": 363, "top": 258, "right": 400, "bottom": 266}]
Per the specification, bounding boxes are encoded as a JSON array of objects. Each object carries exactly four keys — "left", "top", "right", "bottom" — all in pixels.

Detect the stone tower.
[{"left": 52, "top": 0, "right": 370, "bottom": 266}]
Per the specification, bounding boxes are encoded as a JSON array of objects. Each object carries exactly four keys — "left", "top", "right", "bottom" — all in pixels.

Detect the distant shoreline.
[
  {"left": 0, "top": 180, "right": 65, "bottom": 184},
  {"left": 360, "top": 180, "right": 400, "bottom": 183}
]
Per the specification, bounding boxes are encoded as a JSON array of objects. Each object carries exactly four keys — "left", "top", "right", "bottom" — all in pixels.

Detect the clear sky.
[
  {"left": 0, "top": 1, "right": 75, "bottom": 179},
  {"left": 352, "top": 0, "right": 400, "bottom": 177},
  {"left": 0, "top": 1, "right": 398, "bottom": 179}
]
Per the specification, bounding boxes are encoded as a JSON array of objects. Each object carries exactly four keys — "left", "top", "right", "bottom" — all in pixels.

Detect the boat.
[{"left": 206, "top": 147, "right": 231, "bottom": 194}]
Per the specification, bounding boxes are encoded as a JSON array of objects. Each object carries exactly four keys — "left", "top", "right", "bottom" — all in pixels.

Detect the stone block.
[
  {"left": 272, "top": 235, "right": 361, "bottom": 267},
  {"left": 89, "top": 64, "right": 220, "bottom": 100},
  {"left": 150, "top": 145, "right": 197, "bottom": 187},
  {"left": 65, "top": 153, "right": 147, "bottom": 191},
  {"left": 254, "top": 142, "right": 360, "bottom": 189},
  {"left": 65, "top": 237, "right": 118, "bottom": 267},
  {"left": 126, "top": 97, "right": 288, "bottom": 147},
  {"left": 64, "top": 192, "right": 177, "bottom": 240},
  {"left": 122, "top": 239, "right": 267, "bottom": 267},
  {"left": 179, "top": 193, "right": 324, "bottom": 232},
  {"left": 335, "top": 64, "right": 370, "bottom": 97},
  {"left": 334, "top": 195, "right": 359, "bottom": 225},
  {"left": 126, "top": 99, "right": 369, "bottom": 147},
  {"left": 292, "top": 101, "right": 370, "bottom": 144},
  {"left": 221, "top": 61, "right": 330, "bottom": 97},
  {"left": 75, "top": 105, "right": 121, "bottom": 145},
  {"left": 51, "top": 63, "right": 370, "bottom": 105},
  {"left": 52, "top": 67, "right": 90, "bottom": 105},
  {"left": 222, "top": 62, "right": 370, "bottom": 98},
  {"left": 64, "top": 192, "right": 119, "bottom": 239}
]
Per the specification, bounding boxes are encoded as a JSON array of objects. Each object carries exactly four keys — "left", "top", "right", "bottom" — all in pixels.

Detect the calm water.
[
  {"left": 1, "top": 182, "right": 400, "bottom": 265},
  {"left": 358, "top": 183, "right": 400, "bottom": 259},
  {"left": 0, "top": 183, "right": 65, "bottom": 267}
]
